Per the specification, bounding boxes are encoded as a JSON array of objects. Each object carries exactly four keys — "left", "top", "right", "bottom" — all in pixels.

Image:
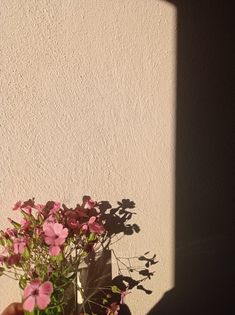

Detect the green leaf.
[
  {"left": 38, "top": 214, "right": 44, "bottom": 224},
  {"left": 0, "top": 238, "right": 5, "bottom": 246},
  {"left": 21, "top": 210, "right": 32, "bottom": 220},
  {"left": 9, "top": 219, "right": 21, "bottom": 229},
  {"left": 36, "top": 263, "right": 48, "bottom": 277},
  {"left": 19, "top": 276, "right": 27, "bottom": 289},
  {"left": 51, "top": 252, "right": 63, "bottom": 262},
  {"left": 88, "top": 232, "right": 97, "bottom": 242},
  {"left": 6, "top": 239, "right": 13, "bottom": 246},
  {"left": 22, "top": 247, "right": 30, "bottom": 259},
  {"left": 111, "top": 285, "right": 121, "bottom": 293}
]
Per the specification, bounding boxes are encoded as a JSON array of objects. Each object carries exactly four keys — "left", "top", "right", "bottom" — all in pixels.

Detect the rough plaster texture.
[{"left": 0, "top": 1, "right": 176, "bottom": 313}]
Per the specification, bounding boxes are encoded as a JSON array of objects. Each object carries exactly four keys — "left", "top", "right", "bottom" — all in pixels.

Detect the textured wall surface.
[{"left": 0, "top": 1, "right": 176, "bottom": 313}]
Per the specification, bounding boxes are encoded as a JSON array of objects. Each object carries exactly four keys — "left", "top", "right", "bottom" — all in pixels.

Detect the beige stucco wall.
[{"left": 0, "top": 1, "right": 176, "bottom": 313}]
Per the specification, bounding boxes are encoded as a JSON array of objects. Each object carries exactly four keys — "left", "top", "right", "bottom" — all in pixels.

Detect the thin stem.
[
  {"left": 3, "top": 272, "right": 17, "bottom": 280},
  {"left": 87, "top": 299, "right": 108, "bottom": 310}
]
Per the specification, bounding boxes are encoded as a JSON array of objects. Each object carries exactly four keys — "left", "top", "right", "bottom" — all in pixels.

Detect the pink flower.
[
  {"left": 76, "top": 209, "right": 87, "bottom": 217},
  {"left": 7, "top": 254, "right": 21, "bottom": 266},
  {"left": 35, "top": 203, "right": 45, "bottom": 213},
  {"left": 106, "top": 302, "right": 120, "bottom": 315},
  {"left": 49, "top": 202, "right": 61, "bottom": 215},
  {"left": 13, "top": 237, "right": 27, "bottom": 254},
  {"left": 67, "top": 217, "right": 79, "bottom": 229},
  {"left": 45, "top": 215, "right": 56, "bottom": 224},
  {"left": 82, "top": 216, "right": 105, "bottom": 235},
  {"left": 0, "top": 248, "right": 8, "bottom": 264},
  {"left": 84, "top": 198, "right": 96, "bottom": 210},
  {"left": 43, "top": 222, "right": 68, "bottom": 256},
  {"left": 12, "top": 201, "right": 22, "bottom": 211},
  {"left": 65, "top": 210, "right": 79, "bottom": 219},
  {"left": 4, "top": 228, "right": 17, "bottom": 239},
  {"left": 120, "top": 289, "right": 131, "bottom": 304},
  {"left": 23, "top": 279, "right": 53, "bottom": 312},
  {"left": 20, "top": 219, "right": 30, "bottom": 230},
  {"left": 22, "top": 206, "right": 32, "bottom": 215}
]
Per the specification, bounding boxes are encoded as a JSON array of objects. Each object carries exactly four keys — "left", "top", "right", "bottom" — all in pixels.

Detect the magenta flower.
[
  {"left": 67, "top": 217, "right": 80, "bottom": 229},
  {"left": 13, "top": 237, "right": 27, "bottom": 254},
  {"left": 20, "top": 219, "right": 30, "bottom": 230},
  {"left": 4, "top": 228, "right": 17, "bottom": 239},
  {"left": 106, "top": 302, "right": 120, "bottom": 315},
  {"left": 49, "top": 202, "right": 61, "bottom": 215},
  {"left": 43, "top": 222, "right": 68, "bottom": 256},
  {"left": 82, "top": 216, "right": 105, "bottom": 235},
  {"left": 7, "top": 253, "right": 21, "bottom": 266},
  {"left": 23, "top": 279, "right": 53, "bottom": 312},
  {"left": 12, "top": 201, "right": 22, "bottom": 211},
  {"left": 84, "top": 198, "right": 96, "bottom": 209},
  {"left": 65, "top": 210, "right": 79, "bottom": 219}
]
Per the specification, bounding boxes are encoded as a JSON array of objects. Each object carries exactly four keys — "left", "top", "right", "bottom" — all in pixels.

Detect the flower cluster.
[{"left": 0, "top": 197, "right": 132, "bottom": 315}]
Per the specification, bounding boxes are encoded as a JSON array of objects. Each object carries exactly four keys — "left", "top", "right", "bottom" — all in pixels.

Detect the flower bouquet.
[{"left": 0, "top": 197, "right": 156, "bottom": 315}]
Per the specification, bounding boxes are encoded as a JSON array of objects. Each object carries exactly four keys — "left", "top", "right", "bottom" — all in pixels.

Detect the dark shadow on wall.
[
  {"left": 148, "top": 1, "right": 234, "bottom": 314},
  {"left": 75, "top": 199, "right": 156, "bottom": 315}
]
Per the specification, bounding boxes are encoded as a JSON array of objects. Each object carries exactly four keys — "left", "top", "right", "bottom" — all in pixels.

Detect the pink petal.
[
  {"left": 19, "top": 242, "right": 26, "bottom": 254},
  {"left": 50, "top": 245, "right": 61, "bottom": 256},
  {"left": 30, "top": 280, "right": 41, "bottom": 290},
  {"left": 53, "top": 223, "right": 63, "bottom": 235},
  {"left": 67, "top": 218, "right": 79, "bottom": 229},
  {"left": 54, "top": 237, "right": 66, "bottom": 246},
  {"left": 5, "top": 228, "right": 16, "bottom": 238},
  {"left": 88, "top": 216, "right": 96, "bottom": 224},
  {"left": 23, "top": 296, "right": 35, "bottom": 312},
  {"left": 22, "top": 206, "right": 32, "bottom": 215},
  {"left": 89, "top": 222, "right": 105, "bottom": 234},
  {"left": 1, "top": 248, "right": 8, "bottom": 256},
  {"left": 53, "top": 202, "right": 61, "bottom": 210},
  {"left": 7, "top": 254, "right": 20, "bottom": 265},
  {"left": 13, "top": 243, "right": 19, "bottom": 254},
  {"left": 23, "top": 285, "right": 34, "bottom": 299},
  {"left": 43, "top": 224, "right": 55, "bottom": 237},
  {"left": 111, "top": 302, "right": 120, "bottom": 313},
  {"left": 35, "top": 204, "right": 45, "bottom": 212},
  {"left": 85, "top": 199, "right": 96, "bottom": 209},
  {"left": 20, "top": 219, "right": 29, "bottom": 228},
  {"left": 76, "top": 210, "right": 86, "bottom": 217},
  {"left": 44, "top": 236, "right": 55, "bottom": 245},
  {"left": 59, "top": 228, "right": 68, "bottom": 239},
  {"left": 82, "top": 224, "right": 88, "bottom": 231},
  {"left": 12, "top": 201, "right": 22, "bottom": 211},
  {"left": 45, "top": 215, "right": 56, "bottom": 224},
  {"left": 39, "top": 281, "right": 53, "bottom": 296},
  {"left": 36, "top": 294, "right": 51, "bottom": 310}
]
